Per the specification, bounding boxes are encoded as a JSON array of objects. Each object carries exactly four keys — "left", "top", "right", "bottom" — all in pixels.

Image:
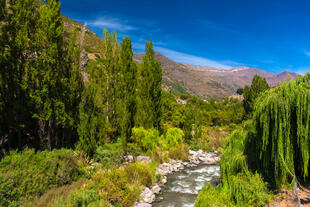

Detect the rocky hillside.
[
  {"left": 61, "top": 16, "right": 299, "bottom": 99},
  {"left": 134, "top": 53, "right": 298, "bottom": 98}
]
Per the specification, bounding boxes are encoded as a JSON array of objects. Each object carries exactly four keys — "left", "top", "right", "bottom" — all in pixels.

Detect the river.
[{"left": 153, "top": 164, "right": 220, "bottom": 207}]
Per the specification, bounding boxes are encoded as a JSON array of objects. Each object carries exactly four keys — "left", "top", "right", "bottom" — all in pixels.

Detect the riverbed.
[{"left": 153, "top": 164, "right": 220, "bottom": 207}]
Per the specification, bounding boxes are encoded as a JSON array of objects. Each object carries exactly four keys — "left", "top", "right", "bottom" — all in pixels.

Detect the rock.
[
  {"left": 137, "top": 156, "right": 152, "bottom": 164},
  {"left": 124, "top": 155, "right": 134, "bottom": 163},
  {"left": 151, "top": 184, "right": 161, "bottom": 194},
  {"left": 140, "top": 187, "right": 155, "bottom": 203},
  {"left": 134, "top": 203, "right": 152, "bottom": 207},
  {"left": 189, "top": 150, "right": 196, "bottom": 155},
  {"left": 80, "top": 53, "right": 89, "bottom": 70},
  {"left": 160, "top": 176, "right": 167, "bottom": 184}
]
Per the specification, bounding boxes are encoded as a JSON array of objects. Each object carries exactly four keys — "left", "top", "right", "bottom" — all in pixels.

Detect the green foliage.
[
  {"left": 135, "top": 40, "right": 162, "bottom": 130},
  {"left": 161, "top": 91, "right": 185, "bottom": 129},
  {"left": 160, "top": 127, "right": 184, "bottom": 150},
  {"left": 0, "top": 0, "right": 83, "bottom": 150},
  {"left": 196, "top": 124, "right": 271, "bottom": 207},
  {"left": 248, "top": 72, "right": 310, "bottom": 188},
  {"left": 22, "top": 180, "right": 86, "bottom": 207},
  {"left": 243, "top": 75, "right": 270, "bottom": 115},
  {"left": 236, "top": 88, "right": 243, "bottom": 95},
  {"left": 95, "top": 143, "right": 124, "bottom": 169},
  {"left": 0, "top": 149, "right": 87, "bottom": 206},
  {"left": 119, "top": 36, "right": 137, "bottom": 152},
  {"left": 58, "top": 162, "right": 155, "bottom": 207},
  {"left": 131, "top": 127, "right": 159, "bottom": 152},
  {"left": 196, "top": 173, "right": 270, "bottom": 207},
  {"left": 168, "top": 143, "right": 189, "bottom": 161}
]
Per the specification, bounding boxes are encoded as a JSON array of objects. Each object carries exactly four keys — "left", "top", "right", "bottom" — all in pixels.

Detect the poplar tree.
[
  {"left": 78, "top": 30, "right": 121, "bottom": 155},
  {"left": 102, "top": 29, "right": 121, "bottom": 141},
  {"left": 136, "top": 40, "right": 162, "bottom": 129},
  {"left": 0, "top": 0, "right": 38, "bottom": 148},
  {"left": 119, "top": 36, "right": 137, "bottom": 151},
  {"left": 30, "top": 0, "right": 72, "bottom": 149}
]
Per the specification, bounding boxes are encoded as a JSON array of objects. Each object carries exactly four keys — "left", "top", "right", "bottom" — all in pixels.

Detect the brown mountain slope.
[
  {"left": 60, "top": 15, "right": 299, "bottom": 99},
  {"left": 134, "top": 53, "right": 299, "bottom": 98}
]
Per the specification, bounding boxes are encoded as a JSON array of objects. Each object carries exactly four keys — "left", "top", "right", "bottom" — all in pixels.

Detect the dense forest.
[{"left": 0, "top": 0, "right": 309, "bottom": 207}]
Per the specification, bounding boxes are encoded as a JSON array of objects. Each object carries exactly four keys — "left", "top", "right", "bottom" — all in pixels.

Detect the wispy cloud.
[
  {"left": 88, "top": 16, "right": 136, "bottom": 32},
  {"left": 138, "top": 45, "right": 238, "bottom": 68},
  {"left": 305, "top": 51, "right": 310, "bottom": 57}
]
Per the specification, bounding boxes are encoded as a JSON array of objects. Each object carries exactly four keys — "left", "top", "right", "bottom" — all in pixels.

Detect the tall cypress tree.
[
  {"left": 136, "top": 40, "right": 162, "bottom": 129},
  {"left": 102, "top": 29, "right": 121, "bottom": 141},
  {"left": 0, "top": 0, "right": 38, "bottom": 148},
  {"left": 30, "top": 0, "right": 73, "bottom": 149},
  {"left": 119, "top": 36, "right": 137, "bottom": 151}
]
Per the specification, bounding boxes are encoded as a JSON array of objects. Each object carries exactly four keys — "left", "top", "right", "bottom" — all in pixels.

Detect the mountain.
[
  {"left": 134, "top": 53, "right": 299, "bottom": 98},
  {"left": 61, "top": 16, "right": 299, "bottom": 99}
]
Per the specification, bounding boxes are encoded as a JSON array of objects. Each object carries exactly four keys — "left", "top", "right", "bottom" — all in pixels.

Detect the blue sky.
[{"left": 60, "top": 0, "right": 310, "bottom": 74}]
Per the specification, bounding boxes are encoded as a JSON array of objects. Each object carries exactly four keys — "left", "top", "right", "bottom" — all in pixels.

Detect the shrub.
[
  {"left": 0, "top": 149, "right": 87, "bottom": 206},
  {"left": 95, "top": 143, "right": 124, "bottom": 169},
  {"left": 58, "top": 162, "right": 156, "bottom": 207},
  {"left": 149, "top": 146, "right": 170, "bottom": 163},
  {"left": 131, "top": 127, "right": 159, "bottom": 152},
  {"left": 195, "top": 173, "right": 270, "bottom": 207},
  {"left": 159, "top": 127, "right": 184, "bottom": 150},
  {"left": 88, "top": 169, "right": 140, "bottom": 207},
  {"left": 22, "top": 180, "right": 86, "bottom": 207},
  {"left": 195, "top": 183, "right": 231, "bottom": 207},
  {"left": 124, "top": 162, "right": 155, "bottom": 187},
  {"left": 168, "top": 143, "right": 189, "bottom": 161}
]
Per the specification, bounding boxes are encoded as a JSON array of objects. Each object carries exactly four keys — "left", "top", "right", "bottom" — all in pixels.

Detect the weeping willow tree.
[{"left": 251, "top": 72, "right": 310, "bottom": 188}]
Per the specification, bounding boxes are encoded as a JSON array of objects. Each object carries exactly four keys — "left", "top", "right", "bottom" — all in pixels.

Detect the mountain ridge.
[
  {"left": 133, "top": 52, "right": 298, "bottom": 98},
  {"left": 61, "top": 16, "right": 299, "bottom": 99}
]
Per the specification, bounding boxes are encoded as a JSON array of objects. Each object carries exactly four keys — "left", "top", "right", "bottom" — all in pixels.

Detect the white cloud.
[
  {"left": 132, "top": 43, "right": 239, "bottom": 68},
  {"left": 154, "top": 46, "right": 234, "bottom": 68},
  {"left": 88, "top": 16, "right": 135, "bottom": 32},
  {"left": 305, "top": 51, "right": 310, "bottom": 57}
]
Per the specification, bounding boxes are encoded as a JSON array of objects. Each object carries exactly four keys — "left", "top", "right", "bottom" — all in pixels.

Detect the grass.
[{"left": 0, "top": 149, "right": 88, "bottom": 206}]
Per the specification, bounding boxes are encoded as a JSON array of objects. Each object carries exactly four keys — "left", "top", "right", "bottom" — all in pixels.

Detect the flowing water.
[{"left": 153, "top": 164, "right": 220, "bottom": 207}]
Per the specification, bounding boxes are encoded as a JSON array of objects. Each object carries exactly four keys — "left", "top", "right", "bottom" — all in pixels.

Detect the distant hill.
[
  {"left": 61, "top": 16, "right": 299, "bottom": 99},
  {"left": 134, "top": 53, "right": 299, "bottom": 98}
]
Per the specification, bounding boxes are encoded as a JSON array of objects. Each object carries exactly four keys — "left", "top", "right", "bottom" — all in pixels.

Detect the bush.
[
  {"left": 124, "top": 162, "right": 155, "bottom": 187},
  {"left": 159, "top": 127, "right": 184, "bottom": 150},
  {"left": 58, "top": 162, "right": 156, "bottom": 207},
  {"left": 168, "top": 143, "right": 189, "bottom": 161},
  {"left": 196, "top": 173, "right": 271, "bottom": 207},
  {"left": 195, "top": 183, "right": 231, "bottom": 207},
  {"left": 131, "top": 127, "right": 159, "bottom": 152},
  {"left": 149, "top": 146, "right": 170, "bottom": 163},
  {"left": 95, "top": 143, "right": 124, "bottom": 169},
  {"left": 22, "top": 180, "right": 86, "bottom": 207},
  {"left": 0, "top": 149, "right": 87, "bottom": 206}
]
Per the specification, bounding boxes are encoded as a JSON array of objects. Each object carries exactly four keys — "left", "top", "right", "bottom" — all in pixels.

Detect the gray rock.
[
  {"left": 124, "top": 155, "right": 134, "bottom": 163},
  {"left": 134, "top": 203, "right": 152, "bottom": 207},
  {"left": 151, "top": 184, "right": 161, "bottom": 194},
  {"left": 140, "top": 187, "right": 155, "bottom": 203},
  {"left": 137, "top": 156, "right": 152, "bottom": 164}
]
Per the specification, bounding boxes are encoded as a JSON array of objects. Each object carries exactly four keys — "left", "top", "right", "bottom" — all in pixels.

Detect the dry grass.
[{"left": 23, "top": 179, "right": 86, "bottom": 207}]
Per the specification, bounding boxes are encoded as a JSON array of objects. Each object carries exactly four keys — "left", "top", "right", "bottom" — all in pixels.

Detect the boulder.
[
  {"left": 134, "top": 203, "right": 152, "bottom": 207},
  {"left": 140, "top": 187, "right": 155, "bottom": 203},
  {"left": 137, "top": 156, "right": 152, "bottom": 164},
  {"left": 124, "top": 155, "right": 134, "bottom": 163},
  {"left": 151, "top": 184, "right": 161, "bottom": 194}
]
